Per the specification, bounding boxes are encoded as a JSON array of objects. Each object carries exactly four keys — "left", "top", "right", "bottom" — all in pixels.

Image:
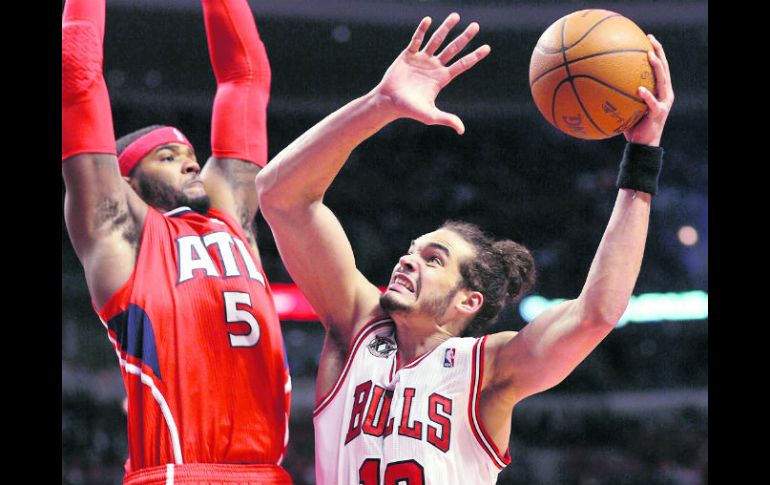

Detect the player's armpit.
[
  {"left": 200, "top": 157, "right": 261, "bottom": 243},
  {"left": 63, "top": 154, "right": 146, "bottom": 251}
]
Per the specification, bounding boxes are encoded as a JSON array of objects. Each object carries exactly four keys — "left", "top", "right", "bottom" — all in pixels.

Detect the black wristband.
[{"left": 616, "top": 142, "right": 664, "bottom": 195}]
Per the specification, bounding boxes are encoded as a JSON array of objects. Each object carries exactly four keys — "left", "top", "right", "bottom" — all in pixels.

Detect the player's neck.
[{"left": 392, "top": 317, "right": 455, "bottom": 363}]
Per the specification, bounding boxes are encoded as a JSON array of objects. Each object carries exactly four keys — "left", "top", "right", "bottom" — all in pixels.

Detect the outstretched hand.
[
  {"left": 624, "top": 35, "right": 674, "bottom": 147},
  {"left": 374, "top": 13, "right": 491, "bottom": 135}
]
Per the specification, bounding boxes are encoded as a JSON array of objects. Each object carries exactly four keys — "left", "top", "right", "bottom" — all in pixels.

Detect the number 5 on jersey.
[{"left": 224, "top": 291, "right": 261, "bottom": 347}]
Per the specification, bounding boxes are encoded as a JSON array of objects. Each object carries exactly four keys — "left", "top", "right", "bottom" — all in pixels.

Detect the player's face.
[
  {"left": 380, "top": 228, "right": 475, "bottom": 321},
  {"left": 131, "top": 143, "right": 211, "bottom": 213}
]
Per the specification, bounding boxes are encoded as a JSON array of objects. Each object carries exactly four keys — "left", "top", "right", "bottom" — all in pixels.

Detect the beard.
[
  {"left": 379, "top": 284, "right": 461, "bottom": 321},
  {"left": 135, "top": 173, "right": 211, "bottom": 214},
  {"left": 380, "top": 291, "right": 411, "bottom": 315}
]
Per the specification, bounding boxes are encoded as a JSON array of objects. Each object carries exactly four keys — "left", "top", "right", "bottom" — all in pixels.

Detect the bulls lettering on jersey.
[
  {"left": 97, "top": 206, "right": 291, "bottom": 470},
  {"left": 313, "top": 319, "right": 510, "bottom": 485},
  {"left": 344, "top": 383, "right": 452, "bottom": 454}
]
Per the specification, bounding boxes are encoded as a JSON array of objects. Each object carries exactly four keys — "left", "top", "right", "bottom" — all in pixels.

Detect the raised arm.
[
  {"left": 483, "top": 35, "right": 674, "bottom": 415},
  {"left": 62, "top": 0, "right": 147, "bottom": 308},
  {"left": 256, "top": 14, "right": 490, "bottom": 342},
  {"left": 199, "top": 0, "right": 271, "bottom": 253}
]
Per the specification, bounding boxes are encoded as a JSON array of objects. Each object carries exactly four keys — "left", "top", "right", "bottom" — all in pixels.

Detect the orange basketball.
[{"left": 529, "top": 9, "right": 655, "bottom": 140}]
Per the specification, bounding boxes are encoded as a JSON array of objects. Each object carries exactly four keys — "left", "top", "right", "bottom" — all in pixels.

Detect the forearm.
[
  {"left": 204, "top": 0, "right": 270, "bottom": 166},
  {"left": 575, "top": 34, "right": 671, "bottom": 325},
  {"left": 256, "top": 90, "right": 399, "bottom": 210},
  {"left": 577, "top": 188, "right": 651, "bottom": 326},
  {"left": 62, "top": 0, "right": 116, "bottom": 160},
  {"left": 578, "top": 36, "right": 670, "bottom": 318}
]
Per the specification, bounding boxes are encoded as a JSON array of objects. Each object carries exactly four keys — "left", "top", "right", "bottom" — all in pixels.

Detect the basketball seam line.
[
  {"left": 551, "top": 75, "right": 647, "bottom": 137},
  {"left": 535, "top": 13, "right": 622, "bottom": 54},
  {"left": 551, "top": 17, "right": 568, "bottom": 126},
  {"left": 530, "top": 49, "right": 649, "bottom": 88},
  {"left": 553, "top": 78, "right": 610, "bottom": 137},
  {"left": 570, "top": 75, "right": 647, "bottom": 104},
  {"left": 556, "top": 18, "right": 609, "bottom": 137}
]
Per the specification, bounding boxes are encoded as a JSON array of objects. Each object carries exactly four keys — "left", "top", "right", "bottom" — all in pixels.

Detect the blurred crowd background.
[{"left": 61, "top": 1, "right": 708, "bottom": 484}]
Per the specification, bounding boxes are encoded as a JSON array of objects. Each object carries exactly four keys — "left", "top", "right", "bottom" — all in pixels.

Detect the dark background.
[{"left": 61, "top": 1, "right": 708, "bottom": 484}]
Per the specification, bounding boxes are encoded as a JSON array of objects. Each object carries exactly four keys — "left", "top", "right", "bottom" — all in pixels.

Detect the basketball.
[{"left": 529, "top": 9, "right": 656, "bottom": 140}]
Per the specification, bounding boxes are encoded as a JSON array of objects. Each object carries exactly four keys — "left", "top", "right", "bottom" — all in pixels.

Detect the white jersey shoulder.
[{"left": 314, "top": 319, "right": 510, "bottom": 485}]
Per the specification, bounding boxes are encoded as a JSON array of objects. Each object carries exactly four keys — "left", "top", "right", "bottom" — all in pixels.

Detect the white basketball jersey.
[{"left": 313, "top": 318, "right": 510, "bottom": 485}]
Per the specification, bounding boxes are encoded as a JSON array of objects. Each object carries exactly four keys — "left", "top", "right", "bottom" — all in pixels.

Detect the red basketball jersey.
[{"left": 96, "top": 206, "right": 291, "bottom": 471}]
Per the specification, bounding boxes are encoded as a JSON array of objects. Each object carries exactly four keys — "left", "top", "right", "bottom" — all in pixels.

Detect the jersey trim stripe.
[
  {"left": 469, "top": 336, "right": 511, "bottom": 469},
  {"left": 165, "top": 464, "right": 174, "bottom": 485},
  {"left": 102, "top": 317, "right": 185, "bottom": 466},
  {"left": 396, "top": 344, "right": 441, "bottom": 371},
  {"left": 123, "top": 360, "right": 184, "bottom": 465},
  {"left": 164, "top": 206, "right": 192, "bottom": 217},
  {"left": 313, "top": 318, "right": 393, "bottom": 417}
]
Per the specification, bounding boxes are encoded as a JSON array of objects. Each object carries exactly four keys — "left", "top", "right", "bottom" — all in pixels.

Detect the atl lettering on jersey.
[{"left": 176, "top": 227, "right": 265, "bottom": 286}]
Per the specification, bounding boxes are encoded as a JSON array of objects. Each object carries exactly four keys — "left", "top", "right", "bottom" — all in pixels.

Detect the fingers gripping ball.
[{"left": 529, "top": 10, "right": 655, "bottom": 140}]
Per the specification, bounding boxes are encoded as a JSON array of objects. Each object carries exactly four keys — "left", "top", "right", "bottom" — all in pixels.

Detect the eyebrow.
[
  {"left": 153, "top": 144, "right": 195, "bottom": 156},
  {"left": 409, "top": 240, "right": 451, "bottom": 259},
  {"left": 428, "top": 242, "right": 451, "bottom": 258},
  {"left": 153, "top": 144, "right": 178, "bottom": 153}
]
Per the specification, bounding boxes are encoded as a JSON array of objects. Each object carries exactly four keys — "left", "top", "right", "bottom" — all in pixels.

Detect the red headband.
[{"left": 118, "top": 127, "right": 194, "bottom": 176}]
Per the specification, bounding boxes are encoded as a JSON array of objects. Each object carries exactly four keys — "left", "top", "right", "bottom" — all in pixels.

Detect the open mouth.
[{"left": 392, "top": 274, "right": 415, "bottom": 293}]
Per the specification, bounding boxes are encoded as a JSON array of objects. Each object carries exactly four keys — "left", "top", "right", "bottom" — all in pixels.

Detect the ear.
[{"left": 456, "top": 289, "right": 484, "bottom": 316}]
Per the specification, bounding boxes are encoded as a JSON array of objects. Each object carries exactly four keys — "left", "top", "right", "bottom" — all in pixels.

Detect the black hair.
[{"left": 440, "top": 220, "right": 537, "bottom": 336}]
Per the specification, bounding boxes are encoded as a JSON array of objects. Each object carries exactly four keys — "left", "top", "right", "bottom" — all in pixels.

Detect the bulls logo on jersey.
[{"left": 368, "top": 335, "right": 397, "bottom": 358}]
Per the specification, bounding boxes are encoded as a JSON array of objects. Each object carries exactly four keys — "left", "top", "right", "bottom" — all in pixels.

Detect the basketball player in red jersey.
[
  {"left": 62, "top": 1, "right": 292, "bottom": 483},
  {"left": 256, "top": 13, "right": 673, "bottom": 484}
]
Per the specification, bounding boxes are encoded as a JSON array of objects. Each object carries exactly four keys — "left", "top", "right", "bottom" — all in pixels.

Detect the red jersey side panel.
[{"left": 97, "top": 206, "right": 290, "bottom": 470}]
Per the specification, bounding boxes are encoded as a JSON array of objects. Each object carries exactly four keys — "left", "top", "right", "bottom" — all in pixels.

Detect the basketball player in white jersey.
[{"left": 256, "top": 13, "right": 674, "bottom": 485}]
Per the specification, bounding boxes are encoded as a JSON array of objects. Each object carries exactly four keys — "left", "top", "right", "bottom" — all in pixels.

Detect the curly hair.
[{"left": 440, "top": 221, "right": 537, "bottom": 336}]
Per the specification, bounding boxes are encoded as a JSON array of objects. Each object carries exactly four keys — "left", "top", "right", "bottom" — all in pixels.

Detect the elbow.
[
  {"left": 576, "top": 299, "right": 627, "bottom": 329},
  {"left": 255, "top": 167, "right": 316, "bottom": 222},
  {"left": 254, "top": 168, "right": 271, "bottom": 200},
  {"left": 254, "top": 169, "right": 284, "bottom": 217}
]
